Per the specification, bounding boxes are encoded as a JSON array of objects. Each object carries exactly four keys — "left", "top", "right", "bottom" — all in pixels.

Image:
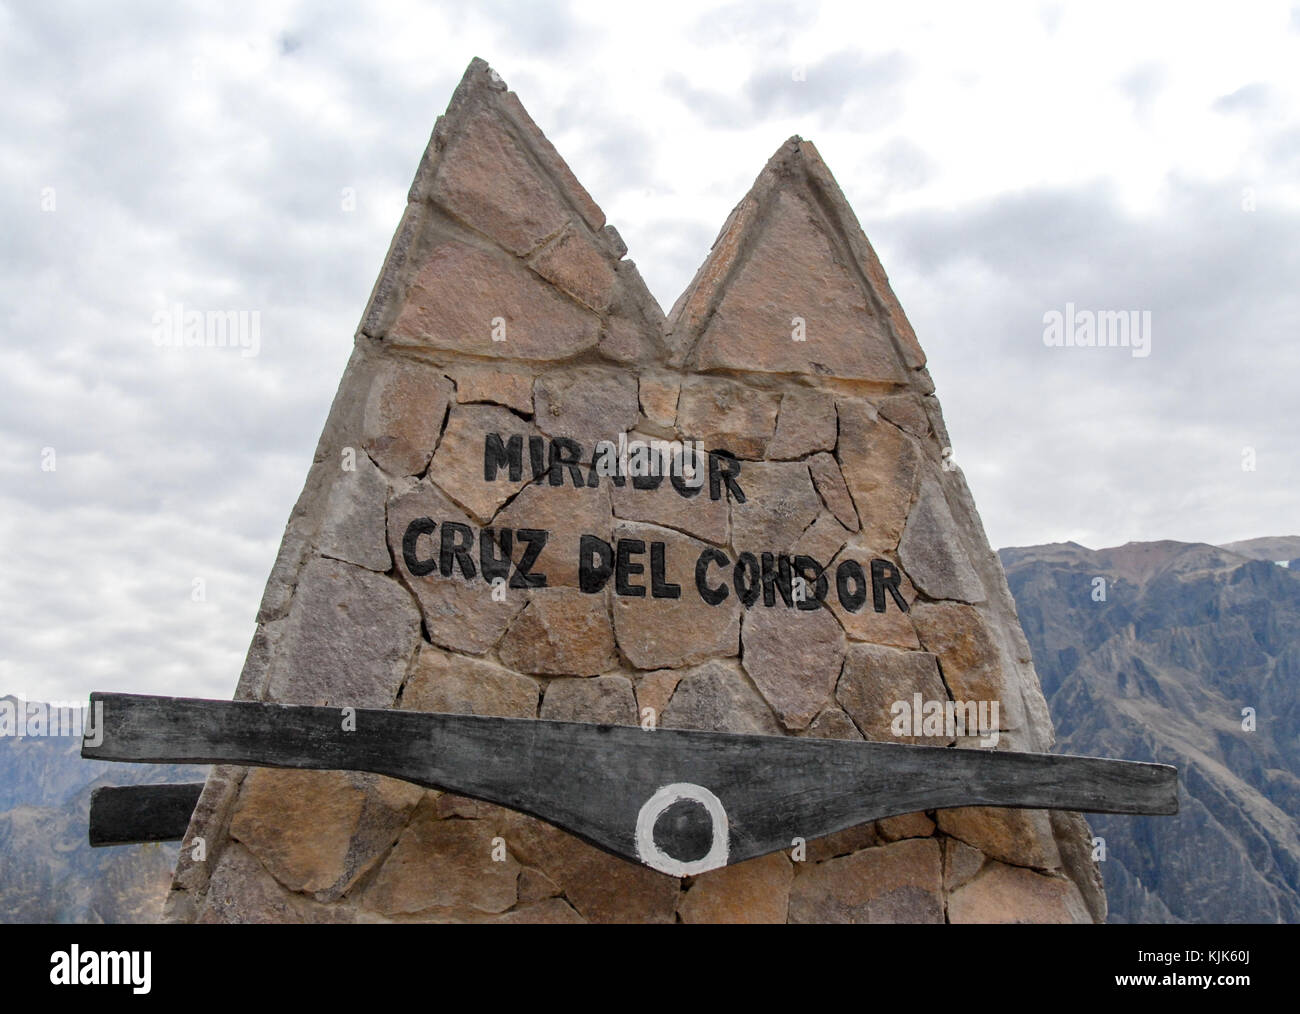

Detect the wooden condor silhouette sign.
[{"left": 85, "top": 59, "right": 1175, "bottom": 924}]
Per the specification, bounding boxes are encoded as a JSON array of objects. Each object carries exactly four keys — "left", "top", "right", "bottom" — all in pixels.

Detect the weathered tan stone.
[
  {"left": 766, "top": 387, "right": 837, "bottom": 460},
  {"left": 429, "top": 106, "right": 574, "bottom": 256},
  {"left": 877, "top": 392, "right": 931, "bottom": 439},
  {"left": 679, "top": 851, "right": 793, "bottom": 924},
  {"left": 498, "top": 587, "right": 617, "bottom": 676},
  {"left": 318, "top": 451, "right": 392, "bottom": 572},
  {"left": 230, "top": 769, "right": 363, "bottom": 896},
  {"left": 428, "top": 402, "right": 535, "bottom": 522},
  {"left": 935, "top": 806, "right": 1062, "bottom": 870},
  {"left": 390, "top": 241, "right": 599, "bottom": 359},
  {"left": 666, "top": 189, "right": 758, "bottom": 356},
  {"left": 828, "top": 601, "right": 920, "bottom": 650},
  {"left": 518, "top": 866, "right": 561, "bottom": 903},
  {"left": 808, "top": 452, "right": 859, "bottom": 532},
  {"left": 730, "top": 460, "right": 823, "bottom": 553},
  {"left": 947, "top": 861, "right": 1091, "bottom": 924},
  {"left": 1051, "top": 809, "right": 1107, "bottom": 924},
  {"left": 836, "top": 401, "right": 920, "bottom": 551},
  {"left": 877, "top": 811, "right": 936, "bottom": 841},
  {"left": 676, "top": 376, "right": 779, "bottom": 459},
  {"left": 799, "top": 706, "right": 862, "bottom": 740},
  {"left": 362, "top": 358, "right": 453, "bottom": 476},
  {"left": 232, "top": 769, "right": 420, "bottom": 903},
  {"left": 610, "top": 522, "right": 740, "bottom": 670},
  {"left": 196, "top": 843, "right": 353, "bottom": 924},
  {"left": 364, "top": 802, "right": 519, "bottom": 916},
  {"left": 529, "top": 223, "right": 617, "bottom": 312},
  {"left": 805, "top": 823, "right": 881, "bottom": 862},
  {"left": 434, "top": 793, "right": 481, "bottom": 819},
  {"left": 638, "top": 373, "right": 680, "bottom": 428},
  {"left": 835, "top": 643, "right": 951, "bottom": 745},
  {"left": 500, "top": 810, "right": 679, "bottom": 923},
  {"left": 910, "top": 601, "right": 1018, "bottom": 726},
  {"left": 660, "top": 660, "right": 782, "bottom": 735},
  {"left": 797, "top": 138, "right": 926, "bottom": 371},
  {"left": 691, "top": 190, "right": 906, "bottom": 382},
  {"left": 943, "top": 836, "right": 986, "bottom": 892},
  {"left": 824, "top": 544, "right": 919, "bottom": 649},
  {"left": 741, "top": 603, "right": 845, "bottom": 731},
  {"left": 490, "top": 898, "right": 586, "bottom": 923},
  {"left": 400, "top": 644, "right": 539, "bottom": 718},
  {"left": 386, "top": 480, "right": 526, "bottom": 654},
  {"left": 265, "top": 556, "right": 420, "bottom": 708},
  {"left": 789, "top": 838, "right": 943, "bottom": 923},
  {"left": 533, "top": 365, "right": 639, "bottom": 446},
  {"left": 451, "top": 362, "right": 534, "bottom": 414},
  {"left": 899, "top": 474, "right": 986, "bottom": 603},
  {"left": 790, "top": 512, "right": 851, "bottom": 564},
  {"left": 827, "top": 602, "right": 919, "bottom": 651},
  {"left": 634, "top": 669, "right": 683, "bottom": 727},
  {"left": 540, "top": 674, "right": 637, "bottom": 725},
  {"left": 493, "top": 480, "right": 613, "bottom": 587},
  {"left": 610, "top": 462, "right": 728, "bottom": 545},
  {"left": 600, "top": 312, "right": 648, "bottom": 364},
  {"left": 498, "top": 87, "right": 605, "bottom": 233}
]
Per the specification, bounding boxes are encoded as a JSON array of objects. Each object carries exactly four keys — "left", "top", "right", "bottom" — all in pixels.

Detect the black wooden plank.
[
  {"left": 82, "top": 692, "right": 1178, "bottom": 874},
  {"left": 88, "top": 782, "right": 204, "bottom": 847}
]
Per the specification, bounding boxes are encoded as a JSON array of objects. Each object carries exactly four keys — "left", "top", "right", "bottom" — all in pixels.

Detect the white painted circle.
[{"left": 634, "top": 782, "right": 729, "bottom": 877}]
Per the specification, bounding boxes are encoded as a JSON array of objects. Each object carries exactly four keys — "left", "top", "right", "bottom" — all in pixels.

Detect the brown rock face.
[
  {"left": 679, "top": 852, "right": 794, "bottom": 923},
  {"left": 835, "top": 643, "right": 951, "bottom": 745},
  {"left": 362, "top": 358, "right": 453, "bottom": 477},
  {"left": 264, "top": 556, "right": 421, "bottom": 708},
  {"left": 836, "top": 402, "right": 921, "bottom": 552},
  {"left": 386, "top": 479, "right": 526, "bottom": 655},
  {"left": 688, "top": 190, "right": 906, "bottom": 383},
  {"left": 742, "top": 604, "right": 845, "bottom": 731},
  {"left": 947, "top": 862, "right": 1092, "bottom": 924},
  {"left": 364, "top": 799, "right": 520, "bottom": 916},
  {"left": 498, "top": 588, "right": 618, "bottom": 676},
  {"left": 171, "top": 59, "right": 1098, "bottom": 925},
  {"left": 427, "top": 402, "right": 535, "bottom": 523},
  {"left": 609, "top": 521, "right": 741, "bottom": 670},
  {"left": 390, "top": 241, "right": 599, "bottom": 360},
  {"left": 400, "top": 644, "right": 539, "bottom": 718},
  {"left": 911, "top": 601, "right": 1024, "bottom": 729},
  {"left": 451, "top": 362, "right": 534, "bottom": 413},
  {"left": 730, "top": 460, "right": 823, "bottom": 552},
  {"left": 540, "top": 675, "right": 638, "bottom": 725},
  {"left": 660, "top": 661, "right": 783, "bottom": 736},
  {"left": 789, "top": 839, "right": 944, "bottom": 923},
  {"left": 766, "top": 388, "right": 837, "bottom": 460},
  {"left": 676, "top": 376, "right": 779, "bottom": 459},
  {"left": 533, "top": 365, "right": 639, "bottom": 445}
]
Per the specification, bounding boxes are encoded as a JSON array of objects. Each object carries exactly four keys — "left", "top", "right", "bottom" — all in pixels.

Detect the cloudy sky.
[{"left": 2, "top": 0, "right": 1297, "bottom": 703}]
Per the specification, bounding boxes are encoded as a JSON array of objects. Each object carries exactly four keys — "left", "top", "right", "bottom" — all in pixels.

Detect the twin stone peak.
[{"left": 162, "top": 58, "right": 1102, "bottom": 926}]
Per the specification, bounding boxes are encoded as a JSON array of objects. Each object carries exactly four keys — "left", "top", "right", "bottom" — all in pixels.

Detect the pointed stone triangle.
[
  {"left": 164, "top": 60, "right": 1103, "bottom": 925},
  {"left": 669, "top": 136, "right": 925, "bottom": 381}
]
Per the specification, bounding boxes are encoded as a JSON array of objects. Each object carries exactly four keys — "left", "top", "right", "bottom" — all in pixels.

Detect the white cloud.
[{"left": 1, "top": 0, "right": 1297, "bottom": 702}]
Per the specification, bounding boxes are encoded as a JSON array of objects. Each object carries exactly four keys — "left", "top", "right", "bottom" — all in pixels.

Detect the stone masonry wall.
[{"left": 163, "top": 58, "right": 1105, "bottom": 924}]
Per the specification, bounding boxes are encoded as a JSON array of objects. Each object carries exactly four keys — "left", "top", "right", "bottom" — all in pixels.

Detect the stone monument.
[{"left": 162, "top": 58, "right": 1106, "bottom": 924}]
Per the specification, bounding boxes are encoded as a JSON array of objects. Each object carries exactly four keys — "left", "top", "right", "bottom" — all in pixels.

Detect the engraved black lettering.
[
  {"left": 616, "top": 538, "right": 647, "bottom": 597},
  {"left": 579, "top": 534, "right": 614, "bottom": 593},
  {"left": 484, "top": 433, "right": 523, "bottom": 482},
  {"left": 511, "top": 529, "right": 548, "bottom": 588},
  {"left": 402, "top": 517, "right": 438, "bottom": 577},
  {"left": 695, "top": 548, "right": 730, "bottom": 605},
  {"left": 650, "top": 541, "right": 681, "bottom": 599}
]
